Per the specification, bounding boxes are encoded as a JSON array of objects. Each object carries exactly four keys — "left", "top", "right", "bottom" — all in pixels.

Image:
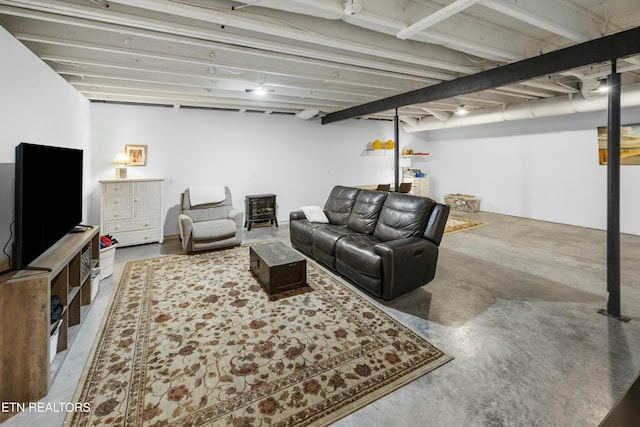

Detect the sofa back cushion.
[
  {"left": 324, "top": 186, "right": 360, "bottom": 225},
  {"left": 347, "top": 190, "right": 387, "bottom": 234},
  {"left": 373, "top": 193, "right": 435, "bottom": 241}
]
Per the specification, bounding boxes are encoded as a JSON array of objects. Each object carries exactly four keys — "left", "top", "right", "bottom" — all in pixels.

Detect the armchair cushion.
[
  {"left": 188, "top": 186, "right": 227, "bottom": 206},
  {"left": 182, "top": 188, "right": 232, "bottom": 222},
  {"left": 192, "top": 219, "right": 237, "bottom": 242}
]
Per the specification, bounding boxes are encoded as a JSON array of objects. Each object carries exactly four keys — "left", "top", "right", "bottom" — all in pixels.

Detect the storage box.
[
  {"left": 99, "top": 244, "right": 117, "bottom": 280},
  {"left": 50, "top": 319, "right": 63, "bottom": 364},
  {"left": 444, "top": 193, "right": 481, "bottom": 212},
  {"left": 249, "top": 242, "right": 307, "bottom": 295}
]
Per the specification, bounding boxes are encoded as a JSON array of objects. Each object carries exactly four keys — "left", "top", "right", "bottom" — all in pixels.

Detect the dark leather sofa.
[{"left": 289, "top": 185, "right": 450, "bottom": 300}]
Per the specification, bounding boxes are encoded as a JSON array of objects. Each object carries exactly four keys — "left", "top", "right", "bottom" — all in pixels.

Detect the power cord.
[{"left": 1, "top": 221, "right": 14, "bottom": 275}]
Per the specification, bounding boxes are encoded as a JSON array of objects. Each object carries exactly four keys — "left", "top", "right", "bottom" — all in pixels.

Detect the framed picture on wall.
[
  {"left": 597, "top": 124, "right": 640, "bottom": 165},
  {"left": 125, "top": 144, "right": 147, "bottom": 166}
]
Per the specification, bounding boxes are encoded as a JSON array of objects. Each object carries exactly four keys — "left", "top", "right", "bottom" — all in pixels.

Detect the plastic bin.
[
  {"left": 91, "top": 267, "right": 101, "bottom": 301},
  {"left": 50, "top": 319, "right": 63, "bottom": 364},
  {"left": 99, "top": 244, "right": 117, "bottom": 280}
]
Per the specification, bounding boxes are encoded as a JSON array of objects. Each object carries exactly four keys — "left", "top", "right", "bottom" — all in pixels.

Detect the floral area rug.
[
  {"left": 445, "top": 216, "right": 487, "bottom": 234},
  {"left": 66, "top": 242, "right": 452, "bottom": 426}
]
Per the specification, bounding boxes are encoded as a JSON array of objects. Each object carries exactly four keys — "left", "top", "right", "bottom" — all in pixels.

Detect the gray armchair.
[{"left": 178, "top": 186, "right": 243, "bottom": 252}]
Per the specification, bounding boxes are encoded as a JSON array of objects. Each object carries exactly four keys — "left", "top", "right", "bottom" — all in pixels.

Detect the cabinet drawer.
[
  {"left": 114, "top": 229, "right": 161, "bottom": 246},
  {"left": 103, "top": 217, "right": 160, "bottom": 234},
  {"left": 103, "top": 182, "right": 133, "bottom": 194},
  {"left": 103, "top": 207, "right": 133, "bottom": 221},
  {"left": 104, "top": 193, "right": 133, "bottom": 209}
]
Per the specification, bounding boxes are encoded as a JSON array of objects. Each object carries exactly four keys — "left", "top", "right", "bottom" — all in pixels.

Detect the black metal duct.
[{"left": 322, "top": 26, "right": 640, "bottom": 124}]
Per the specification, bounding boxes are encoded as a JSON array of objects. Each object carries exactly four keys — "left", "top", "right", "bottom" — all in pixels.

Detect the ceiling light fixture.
[
  {"left": 455, "top": 104, "right": 469, "bottom": 116},
  {"left": 245, "top": 85, "right": 274, "bottom": 95},
  {"left": 596, "top": 79, "right": 609, "bottom": 93}
]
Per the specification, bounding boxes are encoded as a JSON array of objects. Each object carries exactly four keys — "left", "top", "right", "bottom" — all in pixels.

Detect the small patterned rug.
[
  {"left": 445, "top": 216, "right": 487, "bottom": 234},
  {"left": 67, "top": 243, "right": 452, "bottom": 426}
]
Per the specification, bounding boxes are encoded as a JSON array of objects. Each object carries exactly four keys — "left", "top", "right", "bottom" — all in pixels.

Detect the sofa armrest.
[
  {"left": 178, "top": 213, "right": 194, "bottom": 252},
  {"left": 374, "top": 237, "right": 439, "bottom": 300},
  {"left": 424, "top": 203, "right": 450, "bottom": 246},
  {"left": 228, "top": 209, "right": 244, "bottom": 230},
  {"left": 290, "top": 210, "right": 306, "bottom": 221}
]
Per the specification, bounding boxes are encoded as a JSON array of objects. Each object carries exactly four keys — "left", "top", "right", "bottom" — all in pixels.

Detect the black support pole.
[
  {"left": 607, "top": 69, "right": 622, "bottom": 317},
  {"left": 394, "top": 109, "right": 400, "bottom": 192},
  {"left": 600, "top": 63, "right": 629, "bottom": 322}
]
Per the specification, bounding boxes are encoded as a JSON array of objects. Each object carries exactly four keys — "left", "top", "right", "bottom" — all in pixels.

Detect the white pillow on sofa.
[{"left": 299, "top": 205, "right": 329, "bottom": 223}]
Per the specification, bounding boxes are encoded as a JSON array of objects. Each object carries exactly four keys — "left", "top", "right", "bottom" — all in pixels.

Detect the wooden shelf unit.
[{"left": 0, "top": 226, "right": 100, "bottom": 405}]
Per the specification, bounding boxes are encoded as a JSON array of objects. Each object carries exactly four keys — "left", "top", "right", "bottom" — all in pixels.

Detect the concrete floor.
[{"left": 3, "top": 212, "right": 640, "bottom": 426}]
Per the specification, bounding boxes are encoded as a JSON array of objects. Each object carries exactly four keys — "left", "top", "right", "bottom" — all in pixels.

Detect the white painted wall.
[
  {"left": 409, "top": 108, "right": 640, "bottom": 235},
  {"left": 89, "top": 103, "right": 408, "bottom": 236},
  {"left": 0, "top": 27, "right": 91, "bottom": 267},
  {"left": 0, "top": 26, "right": 90, "bottom": 162}
]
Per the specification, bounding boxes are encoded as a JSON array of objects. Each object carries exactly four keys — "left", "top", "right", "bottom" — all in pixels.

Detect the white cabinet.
[
  {"left": 100, "top": 178, "right": 164, "bottom": 247},
  {"left": 402, "top": 176, "right": 430, "bottom": 197}
]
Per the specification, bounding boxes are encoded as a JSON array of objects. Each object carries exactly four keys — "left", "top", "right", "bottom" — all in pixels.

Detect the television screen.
[{"left": 14, "top": 143, "right": 83, "bottom": 270}]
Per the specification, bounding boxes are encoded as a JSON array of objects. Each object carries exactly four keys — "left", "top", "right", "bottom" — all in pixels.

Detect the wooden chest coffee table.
[{"left": 249, "top": 241, "right": 306, "bottom": 295}]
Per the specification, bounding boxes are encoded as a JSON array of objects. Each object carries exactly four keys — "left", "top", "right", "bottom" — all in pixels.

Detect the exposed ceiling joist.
[
  {"left": 481, "top": 0, "right": 590, "bottom": 43},
  {"left": 1, "top": 0, "right": 639, "bottom": 126},
  {"left": 396, "top": 0, "right": 482, "bottom": 40}
]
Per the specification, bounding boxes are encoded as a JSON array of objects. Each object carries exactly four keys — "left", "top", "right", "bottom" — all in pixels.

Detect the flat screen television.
[{"left": 13, "top": 143, "right": 83, "bottom": 270}]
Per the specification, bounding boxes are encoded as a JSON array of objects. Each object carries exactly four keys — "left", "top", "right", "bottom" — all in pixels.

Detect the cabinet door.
[{"left": 134, "top": 181, "right": 161, "bottom": 218}]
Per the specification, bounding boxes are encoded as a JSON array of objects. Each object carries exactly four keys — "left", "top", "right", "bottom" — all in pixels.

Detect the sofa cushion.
[
  {"left": 311, "top": 225, "right": 353, "bottom": 269},
  {"left": 289, "top": 218, "right": 322, "bottom": 253},
  {"left": 335, "top": 235, "right": 382, "bottom": 278},
  {"left": 373, "top": 193, "right": 434, "bottom": 242},
  {"left": 347, "top": 190, "right": 387, "bottom": 234},
  {"left": 335, "top": 234, "right": 383, "bottom": 297},
  {"left": 324, "top": 186, "right": 360, "bottom": 225}
]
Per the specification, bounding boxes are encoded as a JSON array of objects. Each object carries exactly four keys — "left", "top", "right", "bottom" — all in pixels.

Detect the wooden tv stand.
[{"left": 0, "top": 226, "right": 100, "bottom": 410}]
